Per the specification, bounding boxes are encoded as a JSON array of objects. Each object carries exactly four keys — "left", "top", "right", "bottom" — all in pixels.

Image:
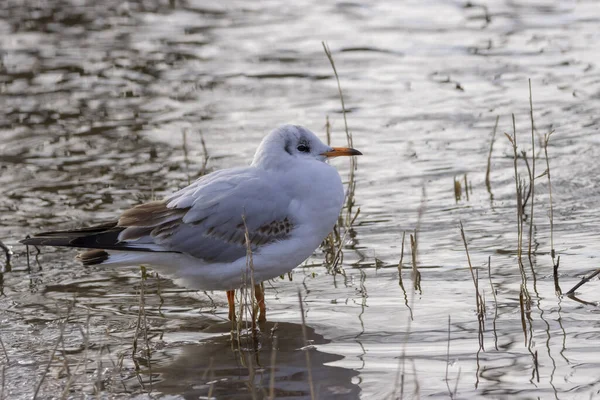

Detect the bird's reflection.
[{"left": 150, "top": 321, "right": 360, "bottom": 399}]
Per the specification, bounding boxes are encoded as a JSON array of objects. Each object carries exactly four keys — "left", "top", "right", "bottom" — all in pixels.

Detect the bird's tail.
[
  {"left": 21, "top": 221, "right": 123, "bottom": 249},
  {"left": 20, "top": 222, "right": 168, "bottom": 266}
]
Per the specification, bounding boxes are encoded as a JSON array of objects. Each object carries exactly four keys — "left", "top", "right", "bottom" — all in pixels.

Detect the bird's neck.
[
  {"left": 251, "top": 154, "right": 292, "bottom": 171},
  {"left": 250, "top": 143, "right": 290, "bottom": 171}
]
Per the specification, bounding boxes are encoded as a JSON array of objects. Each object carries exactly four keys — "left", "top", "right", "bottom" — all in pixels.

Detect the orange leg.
[
  {"left": 254, "top": 283, "right": 266, "bottom": 322},
  {"left": 227, "top": 290, "right": 236, "bottom": 321}
]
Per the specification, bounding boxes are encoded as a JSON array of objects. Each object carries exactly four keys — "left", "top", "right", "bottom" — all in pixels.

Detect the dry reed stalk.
[
  {"left": 506, "top": 115, "right": 524, "bottom": 269},
  {"left": 506, "top": 109, "right": 542, "bottom": 351},
  {"left": 521, "top": 152, "right": 533, "bottom": 213},
  {"left": 459, "top": 222, "right": 484, "bottom": 319},
  {"left": 24, "top": 238, "right": 42, "bottom": 272},
  {"left": 59, "top": 327, "right": 72, "bottom": 379},
  {"left": 525, "top": 289, "right": 533, "bottom": 348},
  {"left": 245, "top": 352, "right": 258, "bottom": 400},
  {"left": 0, "top": 240, "right": 11, "bottom": 272},
  {"left": 241, "top": 214, "right": 261, "bottom": 347},
  {"left": 487, "top": 257, "right": 499, "bottom": 351},
  {"left": 533, "top": 350, "right": 540, "bottom": 383},
  {"left": 132, "top": 266, "right": 152, "bottom": 393},
  {"left": 542, "top": 129, "right": 559, "bottom": 292},
  {"left": 520, "top": 151, "right": 539, "bottom": 289},
  {"left": 94, "top": 346, "right": 107, "bottom": 393},
  {"left": 391, "top": 190, "right": 426, "bottom": 399},
  {"left": 182, "top": 128, "right": 190, "bottom": 185},
  {"left": 410, "top": 234, "right": 421, "bottom": 292},
  {"left": 155, "top": 272, "right": 164, "bottom": 315},
  {"left": 57, "top": 298, "right": 79, "bottom": 387},
  {"left": 325, "top": 115, "right": 331, "bottom": 146},
  {"left": 201, "top": 357, "right": 215, "bottom": 398},
  {"left": 268, "top": 334, "right": 278, "bottom": 400},
  {"left": 411, "top": 360, "right": 421, "bottom": 398},
  {"left": 444, "top": 315, "right": 455, "bottom": 399},
  {"left": 565, "top": 268, "right": 600, "bottom": 296},
  {"left": 485, "top": 116, "right": 499, "bottom": 196},
  {"left": 323, "top": 232, "right": 336, "bottom": 266},
  {"left": 34, "top": 301, "right": 73, "bottom": 399},
  {"left": 297, "top": 290, "right": 315, "bottom": 400},
  {"left": 392, "top": 311, "right": 410, "bottom": 399},
  {"left": 1, "top": 365, "right": 5, "bottom": 400},
  {"left": 114, "top": 352, "right": 127, "bottom": 388},
  {"left": 553, "top": 256, "right": 562, "bottom": 296},
  {"left": 96, "top": 344, "right": 105, "bottom": 394},
  {"left": 566, "top": 293, "right": 598, "bottom": 306},
  {"left": 198, "top": 130, "right": 210, "bottom": 177},
  {"left": 527, "top": 79, "right": 536, "bottom": 261},
  {"left": 476, "top": 269, "right": 485, "bottom": 354},
  {"left": 322, "top": 41, "right": 357, "bottom": 229},
  {"left": 356, "top": 268, "right": 368, "bottom": 335},
  {"left": 0, "top": 334, "right": 8, "bottom": 364},
  {"left": 445, "top": 315, "right": 460, "bottom": 399},
  {"left": 397, "top": 231, "right": 406, "bottom": 287},
  {"left": 202, "top": 290, "right": 217, "bottom": 314},
  {"left": 230, "top": 216, "right": 257, "bottom": 352},
  {"left": 518, "top": 287, "right": 527, "bottom": 346},
  {"left": 25, "top": 241, "right": 31, "bottom": 271},
  {"left": 328, "top": 228, "right": 350, "bottom": 275},
  {"left": 392, "top": 356, "right": 406, "bottom": 400},
  {"left": 61, "top": 312, "right": 92, "bottom": 399},
  {"left": 475, "top": 334, "right": 482, "bottom": 390},
  {"left": 233, "top": 291, "right": 244, "bottom": 349},
  {"left": 320, "top": 45, "right": 362, "bottom": 293},
  {"left": 453, "top": 177, "right": 461, "bottom": 202},
  {"left": 543, "top": 131, "right": 555, "bottom": 260},
  {"left": 322, "top": 42, "right": 352, "bottom": 149},
  {"left": 453, "top": 366, "right": 462, "bottom": 398},
  {"left": 506, "top": 115, "right": 534, "bottom": 311},
  {"left": 410, "top": 187, "right": 427, "bottom": 293},
  {"left": 459, "top": 222, "right": 486, "bottom": 359},
  {"left": 397, "top": 232, "right": 412, "bottom": 319},
  {"left": 350, "top": 207, "right": 361, "bottom": 226}
]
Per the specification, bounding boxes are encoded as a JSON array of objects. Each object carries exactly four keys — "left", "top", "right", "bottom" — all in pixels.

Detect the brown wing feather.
[
  {"left": 118, "top": 201, "right": 188, "bottom": 227},
  {"left": 117, "top": 201, "right": 190, "bottom": 241},
  {"left": 22, "top": 199, "right": 295, "bottom": 264},
  {"left": 117, "top": 201, "right": 294, "bottom": 248}
]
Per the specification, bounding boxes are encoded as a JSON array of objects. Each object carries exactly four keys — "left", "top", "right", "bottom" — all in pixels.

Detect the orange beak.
[{"left": 321, "top": 147, "right": 362, "bottom": 158}]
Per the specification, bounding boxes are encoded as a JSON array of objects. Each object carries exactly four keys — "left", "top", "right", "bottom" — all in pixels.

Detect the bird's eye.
[{"left": 297, "top": 144, "right": 310, "bottom": 153}]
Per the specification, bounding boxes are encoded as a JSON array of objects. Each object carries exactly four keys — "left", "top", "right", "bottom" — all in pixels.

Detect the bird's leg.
[
  {"left": 254, "top": 283, "right": 266, "bottom": 322},
  {"left": 227, "top": 290, "right": 236, "bottom": 321}
]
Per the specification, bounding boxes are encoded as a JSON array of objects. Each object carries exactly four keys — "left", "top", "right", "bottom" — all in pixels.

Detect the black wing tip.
[
  {"left": 19, "top": 222, "right": 123, "bottom": 249},
  {"left": 77, "top": 249, "right": 110, "bottom": 266},
  {"left": 20, "top": 235, "right": 80, "bottom": 247},
  {"left": 20, "top": 236, "right": 55, "bottom": 246}
]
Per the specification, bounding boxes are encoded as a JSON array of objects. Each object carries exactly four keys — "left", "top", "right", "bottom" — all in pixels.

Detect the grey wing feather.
[{"left": 118, "top": 167, "right": 294, "bottom": 263}]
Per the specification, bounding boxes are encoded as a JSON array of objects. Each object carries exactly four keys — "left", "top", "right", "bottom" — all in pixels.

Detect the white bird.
[{"left": 21, "top": 125, "right": 361, "bottom": 321}]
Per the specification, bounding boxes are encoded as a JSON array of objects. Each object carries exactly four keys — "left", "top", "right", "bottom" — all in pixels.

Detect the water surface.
[{"left": 1, "top": 0, "right": 600, "bottom": 398}]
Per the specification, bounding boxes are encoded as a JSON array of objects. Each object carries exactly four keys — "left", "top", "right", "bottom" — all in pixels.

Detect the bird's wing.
[{"left": 117, "top": 167, "right": 295, "bottom": 263}]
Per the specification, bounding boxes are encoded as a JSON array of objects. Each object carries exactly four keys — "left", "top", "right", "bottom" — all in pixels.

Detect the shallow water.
[{"left": 2, "top": 0, "right": 600, "bottom": 398}]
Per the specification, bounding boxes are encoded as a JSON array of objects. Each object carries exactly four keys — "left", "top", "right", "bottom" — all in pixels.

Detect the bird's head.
[{"left": 252, "top": 124, "right": 361, "bottom": 169}]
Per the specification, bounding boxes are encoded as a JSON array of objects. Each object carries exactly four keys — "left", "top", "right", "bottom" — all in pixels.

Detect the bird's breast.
[{"left": 287, "top": 163, "right": 344, "bottom": 236}]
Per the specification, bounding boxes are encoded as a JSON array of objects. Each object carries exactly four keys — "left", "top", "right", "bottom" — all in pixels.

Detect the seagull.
[{"left": 21, "top": 125, "right": 361, "bottom": 322}]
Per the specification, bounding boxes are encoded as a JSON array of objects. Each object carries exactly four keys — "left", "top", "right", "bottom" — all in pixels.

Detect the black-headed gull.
[{"left": 22, "top": 125, "right": 362, "bottom": 321}]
